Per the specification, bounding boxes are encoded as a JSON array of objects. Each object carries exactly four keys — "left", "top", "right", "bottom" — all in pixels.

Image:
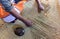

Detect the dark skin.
[
  {"left": 10, "top": 7, "right": 32, "bottom": 26},
  {"left": 8, "top": 0, "right": 44, "bottom": 27},
  {"left": 36, "top": 0, "right": 44, "bottom": 12},
  {"left": 8, "top": 0, "right": 32, "bottom": 27}
]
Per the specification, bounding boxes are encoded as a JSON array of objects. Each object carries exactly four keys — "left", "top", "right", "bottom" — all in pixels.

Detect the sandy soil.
[{"left": 0, "top": 0, "right": 60, "bottom": 39}]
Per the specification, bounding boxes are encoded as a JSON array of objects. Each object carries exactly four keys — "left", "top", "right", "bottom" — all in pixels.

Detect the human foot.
[{"left": 36, "top": 0, "right": 44, "bottom": 12}]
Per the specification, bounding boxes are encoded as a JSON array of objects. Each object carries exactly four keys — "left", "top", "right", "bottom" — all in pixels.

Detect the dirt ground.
[{"left": 0, "top": 0, "right": 60, "bottom": 39}]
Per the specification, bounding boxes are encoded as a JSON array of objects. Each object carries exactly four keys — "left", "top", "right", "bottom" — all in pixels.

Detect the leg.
[
  {"left": 36, "top": 0, "right": 44, "bottom": 12},
  {"left": 10, "top": 2, "right": 32, "bottom": 27}
]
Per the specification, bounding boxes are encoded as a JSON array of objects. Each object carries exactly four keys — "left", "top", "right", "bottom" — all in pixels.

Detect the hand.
[{"left": 24, "top": 20, "right": 32, "bottom": 27}]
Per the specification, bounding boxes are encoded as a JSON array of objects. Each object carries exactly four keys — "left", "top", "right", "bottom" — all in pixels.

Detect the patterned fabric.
[
  {"left": 0, "top": 0, "right": 15, "bottom": 22},
  {"left": 0, "top": 0, "right": 13, "bottom": 12}
]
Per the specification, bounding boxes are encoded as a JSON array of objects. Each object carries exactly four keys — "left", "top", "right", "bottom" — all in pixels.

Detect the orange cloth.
[
  {"left": 0, "top": 4, "right": 10, "bottom": 18},
  {"left": 15, "top": 1, "right": 26, "bottom": 11},
  {"left": 0, "top": 1, "right": 26, "bottom": 18}
]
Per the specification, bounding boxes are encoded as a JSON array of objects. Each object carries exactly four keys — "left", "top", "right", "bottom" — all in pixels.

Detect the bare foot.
[{"left": 36, "top": 0, "right": 44, "bottom": 12}]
